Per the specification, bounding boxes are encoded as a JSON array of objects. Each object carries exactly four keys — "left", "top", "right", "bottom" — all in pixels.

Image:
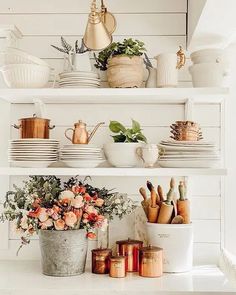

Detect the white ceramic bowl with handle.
[
  {"left": 190, "top": 48, "right": 225, "bottom": 64},
  {"left": 1, "top": 64, "right": 50, "bottom": 88}
]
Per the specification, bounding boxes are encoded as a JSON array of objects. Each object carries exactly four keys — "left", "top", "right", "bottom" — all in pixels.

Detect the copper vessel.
[
  {"left": 91, "top": 248, "right": 112, "bottom": 274},
  {"left": 139, "top": 245, "right": 163, "bottom": 278},
  {"left": 109, "top": 254, "right": 126, "bottom": 278},
  {"left": 13, "top": 115, "right": 55, "bottom": 139},
  {"left": 116, "top": 238, "right": 143, "bottom": 272},
  {"left": 65, "top": 120, "right": 105, "bottom": 144}
]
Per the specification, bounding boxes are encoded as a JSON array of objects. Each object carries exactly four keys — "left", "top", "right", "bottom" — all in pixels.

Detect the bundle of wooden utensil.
[
  {"left": 139, "top": 178, "right": 190, "bottom": 224},
  {"left": 170, "top": 121, "right": 202, "bottom": 141}
]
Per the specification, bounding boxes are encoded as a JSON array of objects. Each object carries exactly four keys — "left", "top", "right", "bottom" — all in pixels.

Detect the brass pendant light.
[
  {"left": 100, "top": 0, "right": 116, "bottom": 34},
  {"left": 83, "top": 0, "right": 113, "bottom": 51}
]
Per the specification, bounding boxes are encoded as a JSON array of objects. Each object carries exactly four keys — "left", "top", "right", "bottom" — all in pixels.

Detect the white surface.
[
  {"left": 0, "top": 87, "right": 229, "bottom": 103},
  {"left": 0, "top": 261, "right": 235, "bottom": 295}
]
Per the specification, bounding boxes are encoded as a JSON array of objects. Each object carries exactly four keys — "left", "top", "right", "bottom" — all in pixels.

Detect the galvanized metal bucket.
[{"left": 39, "top": 229, "right": 88, "bottom": 276}]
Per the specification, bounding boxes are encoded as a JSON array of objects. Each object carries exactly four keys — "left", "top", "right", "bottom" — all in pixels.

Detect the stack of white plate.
[
  {"left": 9, "top": 139, "right": 59, "bottom": 168},
  {"left": 158, "top": 140, "right": 221, "bottom": 168},
  {"left": 58, "top": 71, "right": 101, "bottom": 88},
  {"left": 60, "top": 144, "right": 105, "bottom": 167}
]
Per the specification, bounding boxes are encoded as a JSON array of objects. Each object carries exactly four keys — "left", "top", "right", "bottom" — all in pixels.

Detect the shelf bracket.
[{"left": 184, "top": 98, "right": 194, "bottom": 121}]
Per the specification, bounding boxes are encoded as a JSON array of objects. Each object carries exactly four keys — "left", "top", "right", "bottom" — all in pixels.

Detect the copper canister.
[
  {"left": 139, "top": 245, "right": 163, "bottom": 278},
  {"left": 91, "top": 248, "right": 112, "bottom": 274},
  {"left": 109, "top": 254, "right": 126, "bottom": 278},
  {"left": 116, "top": 238, "right": 143, "bottom": 272}
]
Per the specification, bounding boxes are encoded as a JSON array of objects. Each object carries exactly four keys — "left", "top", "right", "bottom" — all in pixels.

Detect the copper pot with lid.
[
  {"left": 13, "top": 114, "right": 55, "bottom": 139},
  {"left": 116, "top": 238, "right": 143, "bottom": 272},
  {"left": 139, "top": 245, "right": 163, "bottom": 278}
]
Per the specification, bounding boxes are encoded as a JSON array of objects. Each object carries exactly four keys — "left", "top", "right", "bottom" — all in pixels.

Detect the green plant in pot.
[
  {"left": 94, "top": 38, "right": 146, "bottom": 88},
  {"left": 104, "top": 119, "right": 147, "bottom": 167}
]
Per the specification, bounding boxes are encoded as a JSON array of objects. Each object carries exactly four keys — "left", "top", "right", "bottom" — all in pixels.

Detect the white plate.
[
  {"left": 158, "top": 159, "right": 220, "bottom": 168},
  {"left": 63, "top": 159, "right": 105, "bottom": 168},
  {"left": 10, "top": 139, "right": 59, "bottom": 142},
  {"left": 10, "top": 161, "right": 57, "bottom": 168},
  {"left": 59, "top": 71, "right": 98, "bottom": 78}
]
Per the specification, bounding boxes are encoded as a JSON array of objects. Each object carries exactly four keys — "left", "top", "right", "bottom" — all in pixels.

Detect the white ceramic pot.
[
  {"left": 155, "top": 53, "right": 178, "bottom": 87},
  {"left": 189, "top": 63, "right": 228, "bottom": 87},
  {"left": 146, "top": 222, "right": 193, "bottom": 273},
  {"left": 104, "top": 142, "right": 142, "bottom": 167},
  {"left": 190, "top": 48, "right": 225, "bottom": 64},
  {"left": 72, "top": 52, "right": 92, "bottom": 72}
]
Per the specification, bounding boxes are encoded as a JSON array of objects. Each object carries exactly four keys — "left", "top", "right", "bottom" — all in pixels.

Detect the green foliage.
[
  {"left": 94, "top": 38, "right": 146, "bottom": 71},
  {"left": 51, "top": 36, "right": 89, "bottom": 54},
  {"left": 109, "top": 119, "right": 147, "bottom": 143}
]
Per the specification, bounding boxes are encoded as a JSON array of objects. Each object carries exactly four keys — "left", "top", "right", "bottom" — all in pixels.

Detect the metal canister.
[
  {"left": 116, "top": 238, "right": 143, "bottom": 272},
  {"left": 139, "top": 245, "right": 163, "bottom": 278},
  {"left": 109, "top": 254, "right": 126, "bottom": 278},
  {"left": 91, "top": 248, "right": 112, "bottom": 274}
]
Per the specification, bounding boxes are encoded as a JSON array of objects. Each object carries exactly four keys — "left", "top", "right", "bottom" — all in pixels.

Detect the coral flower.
[
  {"left": 88, "top": 213, "right": 98, "bottom": 222},
  {"left": 95, "top": 198, "right": 104, "bottom": 207},
  {"left": 72, "top": 185, "right": 86, "bottom": 194},
  {"left": 28, "top": 207, "right": 41, "bottom": 218},
  {"left": 54, "top": 219, "right": 65, "bottom": 230},
  {"left": 71, "top": 196, "right": 84, "bottom": 208},
  {"left": 87, "top": 232, "right": 96, "bottom": 240},
  {"left": 84, "top": 193, "right": 92, "bottom": 202},
  {"left": 32, "top": 198, "right": 41, "bottom": 208},
  {"left": 64, "top": 212, "right": 77, "bottom": 227},
  {"left": 38, "top": 208, "right": 49, "bottom": 222}
]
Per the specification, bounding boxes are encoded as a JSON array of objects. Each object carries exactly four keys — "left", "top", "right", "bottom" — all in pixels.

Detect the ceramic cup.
[{"left": 136, "top": 144, "right": 158, "bottom": 168}]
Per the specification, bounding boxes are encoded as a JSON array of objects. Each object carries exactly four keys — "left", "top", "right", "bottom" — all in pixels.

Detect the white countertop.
[{"left": 0, "top": 261, "right": 235, "bottom": 295}]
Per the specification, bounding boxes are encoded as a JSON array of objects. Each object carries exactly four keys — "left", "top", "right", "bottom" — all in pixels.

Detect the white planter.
[
  {"left": 155, "top": 53, "right": 178, "bottom": 88},
  {"left": 146, "top": 222, "right": 193, "bottom": 273},
  {"left": 190, "top": 48, "right": 225, "bottom": 64},
  {"left": 104, "top": 142, "right": 142, "bottom": 167},
  {"left": 72, "top": 52, "right": 92, "bottom": 72},
  {"left": 189, "top": 63, "right": 228, "bottom": 87}
]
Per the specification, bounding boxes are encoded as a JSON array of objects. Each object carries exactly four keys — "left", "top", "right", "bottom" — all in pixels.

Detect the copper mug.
[{"left": 13, "top": 115, "right": 55, "bottom": 139}]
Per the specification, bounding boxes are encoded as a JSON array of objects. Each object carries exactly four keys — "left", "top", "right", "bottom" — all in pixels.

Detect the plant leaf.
[
  {"left": 136, "top": 133, "right": 147, "bottom": 143},
  {"left": 132, "top": 119, "right": 141, "bottom": 133},
  {"left": 61, "top": 36, "right": 72, "bottom": 52},
  {"left": 111, "top": 134, "right": 126, "bottom": 142},
  {"left": 109, "top": 121, "right": 126, "bottom": 133},
  {"left": 51, "top": 45, "right": 68, "bottom": 54}
]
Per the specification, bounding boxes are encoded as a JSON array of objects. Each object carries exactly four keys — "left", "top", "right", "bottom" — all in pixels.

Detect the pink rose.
[
  {"left": 38, "top": 208, "right": 49, "bottom": 222},
  {"left": 41, "top": 218, "right": 53, "bottom": 229},
  {"left": 71, "top": 196, "right": 84, "bottom": 208},
  {"left": 95, "top": 198, "right": 104, "bottom": 207},
  {"left": 51, "top": 212, "right": 59, "bottom": 220},
  {"left": 64, "top": 212, "right": 77, "bottom": 227},
  {"left": 54, "top": 219, "right": 65, "bottom": 230}
]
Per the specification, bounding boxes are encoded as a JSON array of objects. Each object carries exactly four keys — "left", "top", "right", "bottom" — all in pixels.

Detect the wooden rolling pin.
[
  {"left": 139, "top": 187, "right": 149, "bottom": 218},
  {"left": 177, "top": 181, "right": 190, "bottom": 224},
  {"left": 157, "top": 178, "right": 174, "bottom": 224},
  {"left": 148, "top": 186, "right": 160, "bottom": 223}
]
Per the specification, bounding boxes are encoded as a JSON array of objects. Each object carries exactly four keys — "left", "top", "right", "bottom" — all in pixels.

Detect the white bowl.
[
  {"left": 1, "top": 64, "right": 50, "bottom": 88},
  {"left": 104, "top": 142, "right": 142, "bottom": 168},
  {"left": 190, "top": 48, "right": 225, "bottom": 64},
  {"left": 189, "top": 63, "right": 228, "bottom": 87},
  {"left": 1, "top": 47, "right": 49, "bottom": 66}
]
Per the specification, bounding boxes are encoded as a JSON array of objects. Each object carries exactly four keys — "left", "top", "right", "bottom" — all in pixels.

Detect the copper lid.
[
  {"left": 110, "top": 254, "right": 126, "bottom": 261},
  {"left": 140, "top": 245, "right": 163, "bottom": 253},
  {"left": 116, "top": 237, "right": 143, "bottom": 245},
  {"left": 91, "top": 247, "right": 112, "bottom": 254}
]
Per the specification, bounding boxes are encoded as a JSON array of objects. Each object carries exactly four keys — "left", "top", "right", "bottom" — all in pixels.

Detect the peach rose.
[
  {"left": 41, "top": 218, "right": 53, "bottom": 229},
  {"left": 59, "top": 190, "right": 75, "bottom": 201},
  {"left": 20, "top": 216, "right": 28, "bottom": 230},
  {"left": 54, "top": 219, "right": 65, "bottom": 230},
  {"left": 95, "top": 198, "right": 104, "bottom": 207},
  {"left": 64, "top": 212, "right": 77, "bottom": 227},
  {"left": 38, "top": 208, "right": 49, "bottom": 222},
  {"left": 71, "top": 196, "right": 84, "bottom": 209},
  {"left": 87, "top": 232, "right": 96, "bottom": 240}
]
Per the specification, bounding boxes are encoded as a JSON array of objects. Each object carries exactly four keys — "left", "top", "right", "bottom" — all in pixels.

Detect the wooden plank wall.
[{"left": 0, "top": 0, "right": 223, "bottom": 264}]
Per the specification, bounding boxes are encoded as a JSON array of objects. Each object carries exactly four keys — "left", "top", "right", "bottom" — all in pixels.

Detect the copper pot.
[
  {"left": 91, "top": 248, "right": 112, "bottom": 274},
  {"left": 139, "top": 245, "right": 163, "bottom": 278},
  {"left": 116, "top": 238, "right": 143, "bottom": 272},
  {"left": 13, "top": 115, "right": 55, "bottom": 139}
]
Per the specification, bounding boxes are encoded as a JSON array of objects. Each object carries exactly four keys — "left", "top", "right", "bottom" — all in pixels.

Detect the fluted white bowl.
[{"left": 1, "top": 64, "right": 50, "bottom": 88}]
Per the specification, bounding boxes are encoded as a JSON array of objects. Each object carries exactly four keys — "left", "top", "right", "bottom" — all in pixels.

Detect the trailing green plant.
[
  {"left": 109, "top": 119, "right": 147, "bottom": 143},
  {"left": 51, "top": 36, "right": 89, "bottom": 54},
  {"left": 94, "top": 38, "right": 146, "bottom": 71}
]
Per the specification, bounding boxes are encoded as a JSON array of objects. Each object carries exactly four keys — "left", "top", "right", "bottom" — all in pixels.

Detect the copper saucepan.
[{"left": 13, "top": 115, "right": 55, "bottom": 139}]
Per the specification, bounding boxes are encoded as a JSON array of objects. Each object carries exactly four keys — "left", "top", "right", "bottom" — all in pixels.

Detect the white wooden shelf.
[
  {"left": 0, "top": 167, "right": 227, "bottom": 176},
  {"left": 0, "top": 87, "right": 229, "bottom": 104},
  {"left": 0, "top": 261, "right": 235, "bottom": 295}
]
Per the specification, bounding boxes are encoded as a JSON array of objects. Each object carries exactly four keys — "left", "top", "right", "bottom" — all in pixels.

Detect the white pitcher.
[
  {"left": 64, "top": 51, "right": 92, "bottom": 72},
  {"left": 155, "top": 46, "right": 185, "bottom": 88}
]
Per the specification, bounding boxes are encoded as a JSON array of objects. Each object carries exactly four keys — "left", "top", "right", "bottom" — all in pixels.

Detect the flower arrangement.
[{"left": 1, "top": 176, "right": 136, "bottom": 249}]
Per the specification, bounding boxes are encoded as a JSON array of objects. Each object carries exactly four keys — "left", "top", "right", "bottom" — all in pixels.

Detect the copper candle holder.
[
  {"left": 116, "top": 238, "right": 143, "bottom": 272},
  {"left": 109, "top": 254, "right": 126, "bottom": 278},
  {"left": 91, "top": 248, "right": 112, "bottom": 274},
  {"left": 139, "top": 245, "right": 163, "bottom": 278}
]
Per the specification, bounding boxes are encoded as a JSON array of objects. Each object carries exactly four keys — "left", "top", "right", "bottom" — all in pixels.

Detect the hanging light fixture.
[
  {"left": 100, "top": 0, "right": 116, "bottom": 34},
  {"left": 83, "top": 0, "right": 113, "bottom": 51}
]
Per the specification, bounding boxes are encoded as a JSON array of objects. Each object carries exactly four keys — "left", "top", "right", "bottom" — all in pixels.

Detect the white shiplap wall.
[{"left": 0, "top": 0, "right": 223, "bottom": 265}]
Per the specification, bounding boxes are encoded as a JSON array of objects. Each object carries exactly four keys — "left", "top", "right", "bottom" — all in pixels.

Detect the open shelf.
[
  {"left": 0, "top": 87, "right": 229, "bottom": 104},
  {"left": 0, "top": 167, "right": 227, "bottom": 176}
]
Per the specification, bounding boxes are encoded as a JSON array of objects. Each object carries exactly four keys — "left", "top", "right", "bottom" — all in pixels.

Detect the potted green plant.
[
  {"left": 104, "top": 119, "right": 147, "bottom": 167},
  {"left": 51, "top": 36, "right": 91, "bottom": 72},
  {"left": 94, "top": 38, "right": 146, "bottom": 88}
]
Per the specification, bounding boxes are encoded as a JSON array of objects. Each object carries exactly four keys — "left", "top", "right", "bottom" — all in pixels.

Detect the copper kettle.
[{"left": 65, "top": 120, "right": 105, "bottom": 144}]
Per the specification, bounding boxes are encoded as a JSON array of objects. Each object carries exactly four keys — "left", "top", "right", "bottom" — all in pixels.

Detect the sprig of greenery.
[
  {"left": 109, "top": 119, "right": 147, "bottom": 143},
  {"left": 94, "top": 38, "right": 146, "bottom": 71},
  {"left": 51, "top": 37, "right": 89, "bottom": 54}
]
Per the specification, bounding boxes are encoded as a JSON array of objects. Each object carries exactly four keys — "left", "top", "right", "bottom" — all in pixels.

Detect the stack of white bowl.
[
  {"left": 0, "top": 47, "right": 51, "bottom": 88},
  {"left": 189, "top": 48, "right": 229, "bottom": 87}
]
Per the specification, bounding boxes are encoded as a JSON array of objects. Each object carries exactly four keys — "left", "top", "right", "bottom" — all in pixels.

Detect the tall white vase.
[{"left": 155, "top": 53, "right": 178, "bottom": 88}]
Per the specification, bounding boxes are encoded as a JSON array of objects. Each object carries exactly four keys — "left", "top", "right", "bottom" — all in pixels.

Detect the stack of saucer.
[
  {"left": 60, "top": 144, "right": 105, "bottom": 167},
  {"left": 9, "top": 139, "right": 59, "bottom": 168},
  {"left": 58, "top": 71, "right": 101, "bottom": 88},
  {"left": 158, "top": 140, "right": 220, "bottom": 168}
]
